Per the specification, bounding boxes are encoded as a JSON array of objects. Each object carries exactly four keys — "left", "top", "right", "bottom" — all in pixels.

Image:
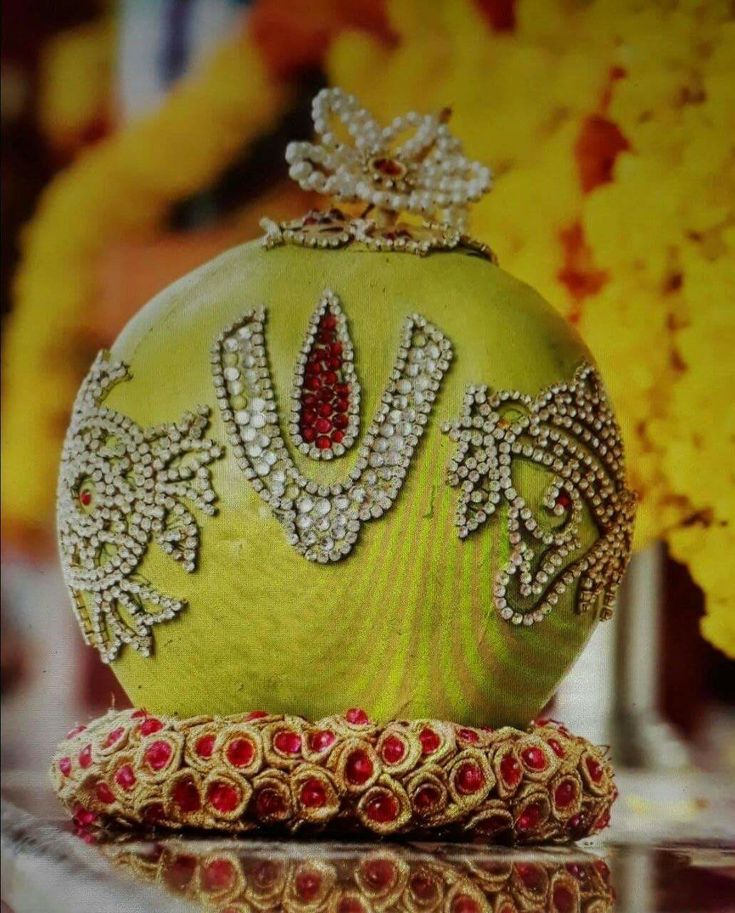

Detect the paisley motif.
[
  {"left": 443, "top": 363, "right": 636, "bottom": 626},
  {"left": 57, "top": 352, "right": 222, "bottom": 662}
]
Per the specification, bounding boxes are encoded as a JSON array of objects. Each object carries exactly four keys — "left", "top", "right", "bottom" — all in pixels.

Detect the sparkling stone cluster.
[
  {"left": 443, "top": 364, "right": 637, "bottom": 626},
  {"left": 285, "top": 89, "right": 491, "bottom": 231},
  {"left": 289, "top": 290, "right": 361, "bottom": 460},
  {"left": 261, "top": 208, "right": 496, "bottom": 261},
  {"left": 211, "top": 296, "right": 452, "bottom": 562},
  {"left": 52, "top": 707, "right": 615, "bottom": 844},
  {"left": 57, "top": 352, "right": 222, "bottom": 663}
]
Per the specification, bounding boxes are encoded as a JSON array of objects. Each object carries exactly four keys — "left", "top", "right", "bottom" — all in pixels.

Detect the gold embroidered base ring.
[{"left": 52, "top": 709, "right": 615, "bottom": 843}]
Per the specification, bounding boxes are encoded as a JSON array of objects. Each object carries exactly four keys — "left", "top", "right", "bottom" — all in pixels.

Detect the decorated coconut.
[{"left": 52, "top": 89, "right": 635, "bottom": 841}]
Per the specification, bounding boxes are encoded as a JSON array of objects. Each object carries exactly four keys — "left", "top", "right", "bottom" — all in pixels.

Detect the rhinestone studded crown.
[{"left": 261, "top": 88, "right": 496, "bottom": 260}]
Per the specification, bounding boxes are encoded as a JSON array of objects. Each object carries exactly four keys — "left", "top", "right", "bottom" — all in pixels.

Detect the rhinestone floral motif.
[
  {"left": 443, "top": 363, "right": 637, "bottom": 626},
  {"left": 57, "top": 352, "right": 222, "bottom": 662},
  {"left": 211, "top": 296, "right": 452, "bottom": 562},
  {"left": 52, "top": 708, "right": 615, "bottom": 843},
  {"left": 286, "top": 88, "right": 491, "bottom": 229},
  {"left": 289, "top": 290, "right": 360, "bottom": 459}
]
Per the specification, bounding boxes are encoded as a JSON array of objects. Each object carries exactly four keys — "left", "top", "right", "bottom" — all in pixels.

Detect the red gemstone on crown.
[
  {"left": 345, "top": 749, "right": 374, "bottom": 785},
  {"left": 79, "top": 744, "right": 93, "bottom": 768},
  {"left": 458, "top": 727, "right": 480, "bottom": 743},
  {"left": 79, "top": 489, "right": 92, "bottom": 507},
  {"left": 59, "top": 757, "right": 72, "bottom": 777},
  {"left": 65, "top": 724, "right": 87, "bottom": 739}
]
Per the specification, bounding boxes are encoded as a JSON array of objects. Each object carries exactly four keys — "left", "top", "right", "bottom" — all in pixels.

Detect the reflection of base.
[{"left": 101, "top": 837, "right": 615, "bottom": 913}]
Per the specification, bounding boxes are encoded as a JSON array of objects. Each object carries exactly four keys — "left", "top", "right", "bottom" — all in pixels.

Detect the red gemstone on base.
[
  {"left": 414, "top": 784, "right": 441, "bottom": 812},
  {"left": 365, "top": 791, "right": 400, "bottom": 823},
  {"left": 295, "top": 871, "right": 322, "bottom": 901},
  {"left": 521, "top": 746, "right": 548, "bottom": 771},
  {"left": 208, "top": 781, "right": 241, "bottom": 814},
  {"left": 345, "top": 750, "right": 374, "bottom": 785},
  {"left": 500, "top": 753, "right": 522, "bottom": 787},
  {"left": 115, "top": 764, "right": 136, "bottom": 791},
  {"left": 274, "top": 730, "right": 302, "bottom": 755},
  {"left": 255, "top": 788, "right": 286, "bottom": 818},
  {"left": 226, "top": 738, "right": 254, "bottom": 768},
  {"left": 455, "top": 762, "right": 485, "bottom": 794},
  {"left": 195, "top": 734, "right": 216, "bottom": 758},
  {"left": 145, "top": 740, "right": 173, "bottom": 771},
  {"left": 419, "top": 728, "right": 441, "bottom": 755},
  {"left": 381, "top": 735, "right": 406, "bottom": 764},
  {"left": 308, "top": 729, "right": 335, "bottom": 752},
  {"left": 300, "top": 778, "right": 327, "bottom": 808},
  {"left": 517, "top": 802, "right": 543, "bottom": 831},
  {"left": 172, "top": 777, "right": 201, "bottom": 813}
]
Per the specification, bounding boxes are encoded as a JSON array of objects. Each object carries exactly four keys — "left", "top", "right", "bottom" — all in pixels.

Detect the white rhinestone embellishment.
[
  {"left": 212, "top": 301, "right": 452, "bottom": 562},
  {"left": 442, "top": 364, "right": 637, "bottom": 625},
  {"left": 57, "top": 352, "right": 222, "bottom": 662}
]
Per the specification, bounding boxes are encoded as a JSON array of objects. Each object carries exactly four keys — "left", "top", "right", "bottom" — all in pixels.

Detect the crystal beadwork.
[
  {"left": 442, "top": 363, "right": 636, "bottom": 626},
  {"left": 57, "top": 352, "right": 222, "bottom": 662},
  {"left": 212, "top": 296, "right": 452, "bottom": 563}
]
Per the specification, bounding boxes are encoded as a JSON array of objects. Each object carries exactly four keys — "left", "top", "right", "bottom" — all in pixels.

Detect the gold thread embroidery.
[
  {"left": 57, "top": 352, "right": 222, "bottom": 662},
  {"left": 442, "top": 363, "right": 636, "bottom": 626}
]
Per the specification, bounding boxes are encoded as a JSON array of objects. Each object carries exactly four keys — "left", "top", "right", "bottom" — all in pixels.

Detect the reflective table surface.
[{"left": 2, "top": 782, "right": 734, "bottom": 913}]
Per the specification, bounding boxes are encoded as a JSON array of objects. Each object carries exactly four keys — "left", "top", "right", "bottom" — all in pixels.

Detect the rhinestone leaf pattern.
[
  {"left": 442, "top": 364, "right": 636, "bottom": 626},
  {"left": 289, "top": 290, "right": 360, "bottom": 460},
  {"left": 212, "top": 299, "right": 452, "bottom": 562},
  {"left": 57, "top": 352, "right": 222, "bottom": 663}
]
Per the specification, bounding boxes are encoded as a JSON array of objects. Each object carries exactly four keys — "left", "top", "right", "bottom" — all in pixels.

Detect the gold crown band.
[{"left": 52, "top": 709, "right": 615, "bottom": 843}]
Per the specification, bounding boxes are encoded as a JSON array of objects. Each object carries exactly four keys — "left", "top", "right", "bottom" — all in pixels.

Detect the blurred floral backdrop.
[{"left": 2, "top": 0, "right": 734, "bottom": 662}]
